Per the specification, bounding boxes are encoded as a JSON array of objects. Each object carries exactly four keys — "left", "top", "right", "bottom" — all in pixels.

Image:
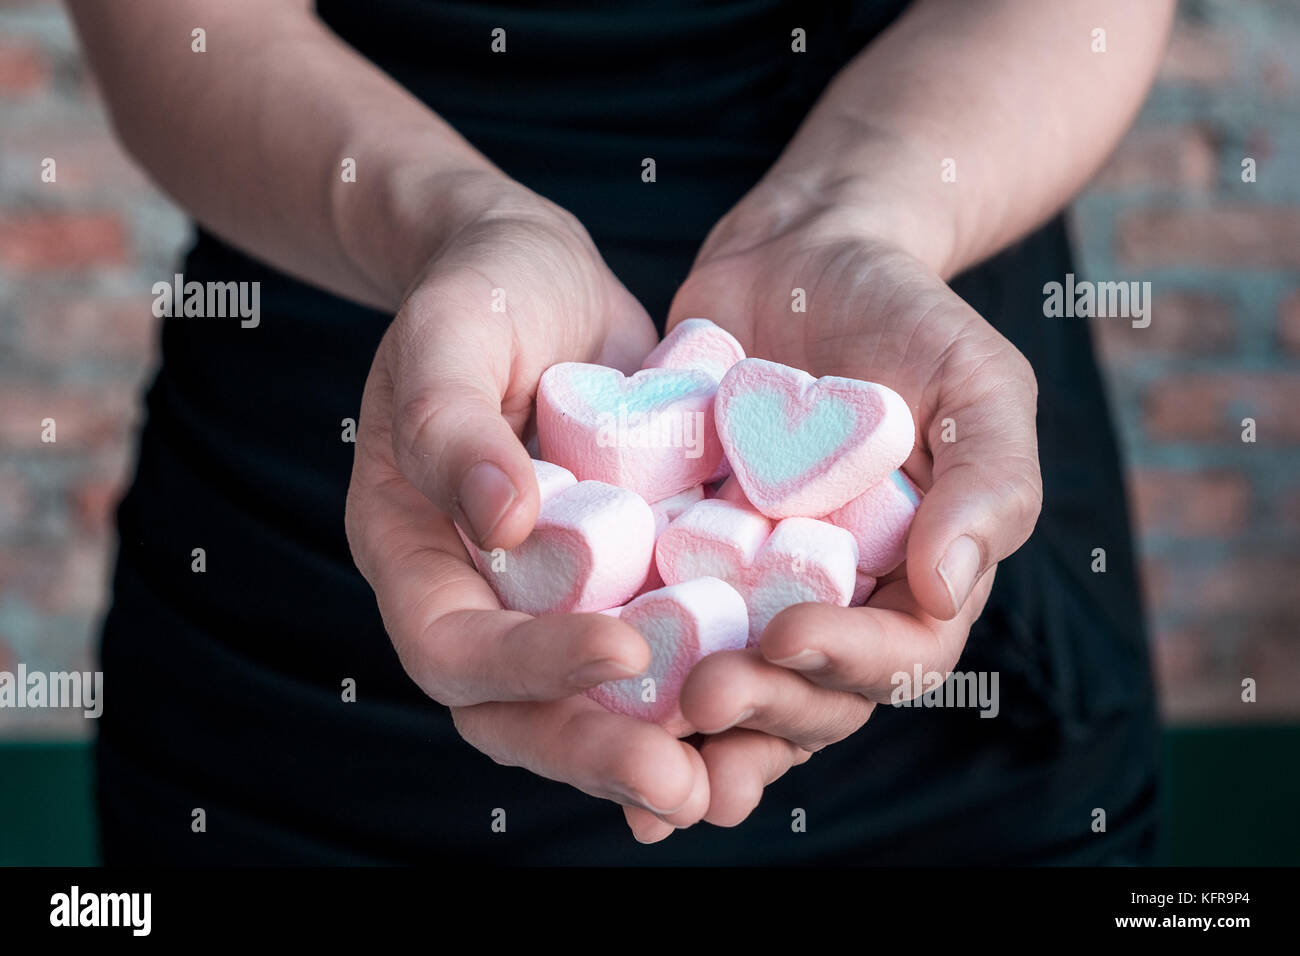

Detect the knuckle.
[{"left": 450, "top": 705, "right": 516, "bottom": 768}]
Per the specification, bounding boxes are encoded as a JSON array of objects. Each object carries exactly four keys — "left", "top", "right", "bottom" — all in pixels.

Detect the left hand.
[{"left": 623, "top": 184, "right": 1043, "bottom": 841}]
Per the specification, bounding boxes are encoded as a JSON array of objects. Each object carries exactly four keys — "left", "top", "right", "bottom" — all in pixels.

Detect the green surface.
[
  {"left": 0, "top": 741, "right": 98, "bottom": 867},
  {"left": 1, "top": 726, "right": 1298, "bottom": 866},
  {"left": 1158, "top": 724, "right": 1300, "bottom": 866}
]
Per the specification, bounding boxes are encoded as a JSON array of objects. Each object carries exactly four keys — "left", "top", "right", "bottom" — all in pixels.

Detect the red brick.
[
  {"left": 1162, "top": 553, "right": 1300, "bottom": 621},
  {"left": 1092, "top": 125, "right": 1218, "bottom": 190},
  {"left": 23, "top": 295, "right": 158, "bottom": 364},
  {"left": 1260, "top": 54, "right": 1292, "bottom": 97},
  {"left": 1128, "top": 469, "right": 1250, "bottom": 537},
  {"left": 1144, "top": 373, "right": 1300, "bottom": 442},
  {"left": 1137, "top": 553, "right": 1169, "bottom": 612},
  {"left": 1282, "top": 488, "right": 1300, "bottom": 532},
  {"left": 0, "top": 539, "right": 109, "bottom": 615},
  {"left": 0, "top": 468, "right": 33, "bottom": 539},
  {"left": 6, "top": 126, "right": 154, "bottom": 193},
  {"left": 0, "top": 383, "right": 137, "bottom": 449},
  {"left": 1243, "top": 128, "right": 1274, "bottom": 166},
  {"left": 1151, "top": 626, "right": 1211, "bottom": 698},
  {"left": 1279, "top": 291, "right": 1300, "bottom": 356},
  {"left": 0, "top": 212, "right": 129, "bottom": 270},
  {"left": 70, "top": 474, "right": 125, "bottom": 537},
  {"left": 1157, "top": 23, "right": 1235, "bottom": 87},
  {"left": 1117, "top": 206, "right": 1300, "bottom": 269},
  {"left": 0, "top": 40, "right": 48, "bottom": 95},
  {"left": 1092, "top": 290, "right": 1235, "bottom": 361}
]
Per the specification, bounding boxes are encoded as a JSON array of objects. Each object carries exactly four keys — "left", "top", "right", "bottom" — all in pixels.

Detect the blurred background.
[{"left": 2, "top": 0, "right": 1297, "bottom": 864}]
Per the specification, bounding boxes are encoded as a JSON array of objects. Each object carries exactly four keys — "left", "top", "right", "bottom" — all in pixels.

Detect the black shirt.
[{"left": 97, "top": 0, "right": 1159, "bottom": 864}]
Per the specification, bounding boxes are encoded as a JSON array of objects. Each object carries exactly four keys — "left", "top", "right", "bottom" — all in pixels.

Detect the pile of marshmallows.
[{"left": 458, "top": 319, "right": 921, "bottom": 723}]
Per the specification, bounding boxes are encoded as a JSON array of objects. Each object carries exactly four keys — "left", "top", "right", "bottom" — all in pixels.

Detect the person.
[{"left": 72, "top": 0, "right": 1171, "bottom": 863}]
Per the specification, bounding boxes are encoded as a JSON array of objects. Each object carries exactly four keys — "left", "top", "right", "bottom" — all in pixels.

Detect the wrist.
[
  {"left": 725, "top": 131, "right": 961, "bottom": 278},
  {"left": 335, "top": 161, "right": 546, "bottom": 310}
]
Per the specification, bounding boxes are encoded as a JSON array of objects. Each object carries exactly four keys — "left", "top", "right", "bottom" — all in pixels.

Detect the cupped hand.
[
  {"left": 345, "top": 179, "right": 710, "bottom": 830},
  {"left": 624, "top": 191, "right": 1042, "bottom": 841}
]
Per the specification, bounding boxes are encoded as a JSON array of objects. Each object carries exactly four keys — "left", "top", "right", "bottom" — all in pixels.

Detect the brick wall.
[
  {"left": 1074, "top": 0, "right": 1300, "bottom": 723},
  {"left": 0, "top": 0, "right": 1296, "bottom": 737}
]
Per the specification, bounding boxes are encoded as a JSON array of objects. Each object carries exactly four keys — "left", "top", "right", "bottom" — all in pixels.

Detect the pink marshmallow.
[
  {"left": 639, "top": 485, "right": 707, "bottom": 594},
  {"left": 537, "top": 362, "right": 723, "bottom": 502},
  {"left": 642, "top": 318, "right": 745, "bottom": 484},
  {"left": 458, "top": 460, "right": 654, "bottom": 615},
  {"left": 650, "top": 485, "right": 707, "bottom": 537},
  {"left": 714, "top": 358, "right": 915, "bottom": 518},
  {"left": 641, "top": 317, "right": 746, "bottom": 383},
  {"left": 825, "top": 469, "right": 923, "bottom": 576},
  {"left": 713, "top": 476, "right": 751, "bottom": 506},
  {"left": 586, "top": 576, "right": 749, "bottom": 724},
  {"left": 851, "top": 571, "right": 878, "bottom": 607},
  {"left": 656, "top": 498, "right": 858, "bottom": 644}
]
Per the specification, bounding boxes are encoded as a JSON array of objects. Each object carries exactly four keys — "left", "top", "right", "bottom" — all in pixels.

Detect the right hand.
[{"left": 345, "top": 179, "right": 711, "bottom": 830}]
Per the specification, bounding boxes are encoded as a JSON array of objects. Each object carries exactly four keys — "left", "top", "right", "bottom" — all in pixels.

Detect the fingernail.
[
  {"left": 613, "top": 788, "right": 684, "bottom": 817},
  {"left": 702, "top": 707, "right": 754, "bottom": 735},
  {"left": 566, "top": 659, "right": 641, "bottom": 687},
  {"left": 937, "top": 535, "right": 982, "bottom": 615},
  {"left": 769, "top": 649, "right": 829, "bottom": 671},
  {"left": 459, "top": 461, "right": 517, "bottom": 544}
]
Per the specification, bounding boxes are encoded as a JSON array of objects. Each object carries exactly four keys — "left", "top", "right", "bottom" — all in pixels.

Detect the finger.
[
  {"left": 908, "top": 329, "right": 1042, "bottom": 619},
  {"left": 678, "top": 649, "right": 873, "bottom": 752},
  {"left": 623, "top": 806, "right": 675, "bottom": 844},
  {"left": 452, "top": 696, "right": 710, "bottom": 827},
  {"left": 697, "top": 729, "right": 811, "bottom": 827},
  {"left": 759, "top": 568, "right": 996, "bottom": 699},
  {"left": 350, "top": 473, "right": 652, "bottom": 705},
  {"left": 621, "top": 751, "right": 712, "bottom": 843},
  {"left": 386, "top": 287, "right": 542, "bottom": 552}
]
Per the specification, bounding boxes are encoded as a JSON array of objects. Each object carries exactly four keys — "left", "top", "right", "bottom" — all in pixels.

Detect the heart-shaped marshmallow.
[
  {"left": 714, "top": 358, "right": 915, "bottom": 518},
  {"left": 538, "top": 363, "right": 723, "bottom": 502},
  {"left": 642, "top": 318, "right": 746, "bottom": 383},
  {"left": 826, "top": 469, "right": 923, "bottom": 576},
  {"left": 642, "top": 319, "right": 746, "bottom": 483},
  {"left": 638, "top": 484, "right": 707, "bottom": 594},
  {"left": 459, "top": 460, "right": 654, "bottom": 615},
  {"left": 586, "top": 577, "right": 749, "bottom": 724},
  {"left": 656, "top": 498, "right": 858, "bottom": 644}
]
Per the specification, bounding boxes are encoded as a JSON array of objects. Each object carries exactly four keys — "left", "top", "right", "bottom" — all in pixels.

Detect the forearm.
[
  {"left": 68, "top": 0, "right": 512, "bottom": 310},
  {"left": 760, "top": 0, "right": 1175, "bottom": 278}
]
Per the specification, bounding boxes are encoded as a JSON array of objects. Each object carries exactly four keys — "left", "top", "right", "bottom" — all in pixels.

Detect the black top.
[{"left": 97, "top": 0, "right": 1159, "bottom": 864}]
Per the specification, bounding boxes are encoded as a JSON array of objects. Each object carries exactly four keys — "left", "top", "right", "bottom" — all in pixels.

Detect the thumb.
[
  {"left": 906, "top": 350, "right": 1043, "bottom": 620},
  {"left": 385, "top": 304, "right": 541, "bottom": 552}
]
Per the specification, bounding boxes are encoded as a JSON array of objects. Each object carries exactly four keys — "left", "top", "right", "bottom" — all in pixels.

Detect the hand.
[
  {"left": 623, "top": 187, "right": 1042, "bottom": 841},
  {"left": 345, "top": 178, "right": 711, "bottom": 829}
]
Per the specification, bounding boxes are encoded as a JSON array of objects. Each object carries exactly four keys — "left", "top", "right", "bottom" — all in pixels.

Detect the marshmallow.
[
  {"left": 643, "top": 318, "right": 745, "bottom": 484},
  {"left": 537, "top": 363, "right": 723, "bottom": 502},
  {"left": 851, "top": 571, "right": 877, "bottom": 607},
  {"left": 713, "top": 476, "right": 751, "bottom": 507},
  {"left": 826, "top": 469, "right": 923, "bottom": 576},
  {"left": 650, "top": 485, "right": 707, "bottom": 537},
  {"left": 714, "top": 358, "right": 915, "bottom": 518},
  {"left": 459, "top": 460, "right": 654, "bottom": 615},
  {"left": 586, "top": 577, "right": 749, "bottom": 724},
  {"left": 641, "top": 317, "right": 746, "bottom": 383},
  {"left": 639, "top": 485, "right": 707, "bottom": 593},
  {"left": 656, "top": 499, "right": 858, "bottom": 644}
]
